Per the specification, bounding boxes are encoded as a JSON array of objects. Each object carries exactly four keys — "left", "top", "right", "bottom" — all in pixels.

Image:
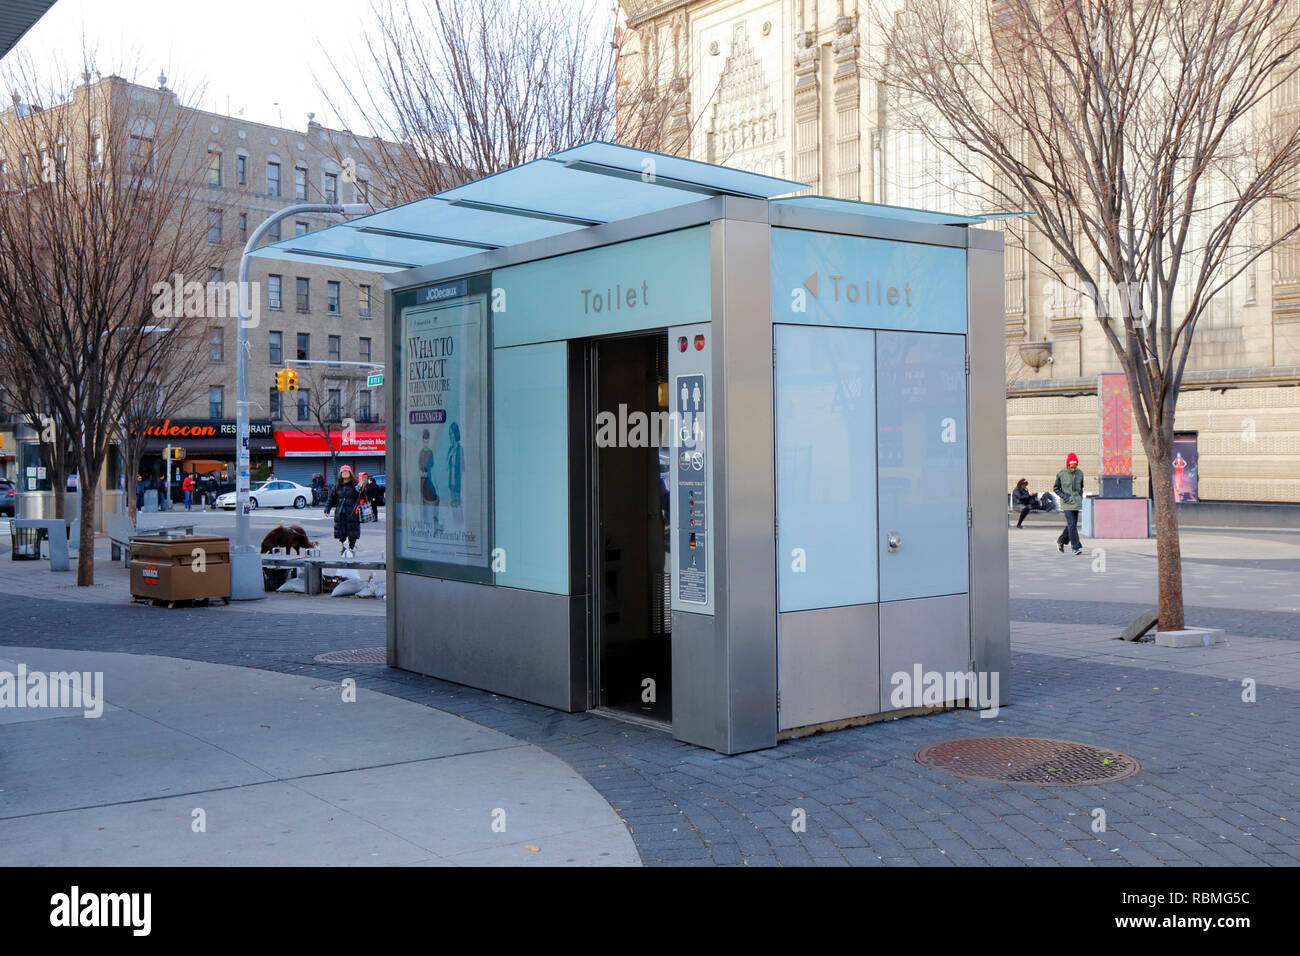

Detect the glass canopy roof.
[{"left": 249, "top": 141, "right": 1007, "bottom": 274}]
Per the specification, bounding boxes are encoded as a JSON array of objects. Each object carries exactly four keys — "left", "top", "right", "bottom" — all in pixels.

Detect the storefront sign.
[
  {"left": 274, "top": 430, "right": 387, "bottom": 456},
  {"left": 140, "top": 419, "right": 273, "bottom": 439},
  {"left": 396, "top": 284, "right": 489, "bottom": 572}
]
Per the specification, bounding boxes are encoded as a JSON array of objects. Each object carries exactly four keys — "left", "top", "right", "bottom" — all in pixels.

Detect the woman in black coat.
[{"left": 324, "top": 465, "right": 363, "bottom": 557}]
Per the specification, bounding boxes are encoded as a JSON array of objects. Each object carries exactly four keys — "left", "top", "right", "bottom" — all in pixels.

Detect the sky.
[{"left": 3, "top": 0, "right": 416, "bottom": 132}]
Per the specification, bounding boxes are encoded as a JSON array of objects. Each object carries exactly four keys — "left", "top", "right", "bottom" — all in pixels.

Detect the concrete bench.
[
  {"left": 261, "top": 554, "right": 385, "bottom": 596},
  {"left": 12, "top": 518, "right": 70, "bottom": 571}
]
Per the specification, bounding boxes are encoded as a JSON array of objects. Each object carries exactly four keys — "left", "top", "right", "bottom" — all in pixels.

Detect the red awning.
[{"left": 274, "top": 429, "right": 386, "bottom": 457}]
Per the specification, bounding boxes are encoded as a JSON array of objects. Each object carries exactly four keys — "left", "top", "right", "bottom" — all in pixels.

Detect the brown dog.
[{"left": 260, "top": 524, "right": 316, "bottom": 554}]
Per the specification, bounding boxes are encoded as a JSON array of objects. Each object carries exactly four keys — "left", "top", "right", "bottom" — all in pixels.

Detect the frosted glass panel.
[
  {"left": 775, "top": 325, "right": 878, "bottom": 611},
  {"left": 493, "top": 342, "right": 569, "bottom": 593},
  {"left": 876, "top": 331, "right": 969, "bottom": 600}
]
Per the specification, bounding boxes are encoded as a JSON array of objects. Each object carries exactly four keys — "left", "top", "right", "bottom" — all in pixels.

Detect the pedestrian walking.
[
  {"left": 135, "top": 474, "right": 145, "bottom": 513},
  {"left": 182, "top": 473, "right": 195, "bottom": 511},
  {"left": 357, "top": 472, "right": 379, "bottom": 522},
  {"left": 311, "top": 472, "right": 324, "bottom": 506},
  {"left": 1053, "top": 453, "right": 1085, "bottom": 554},
  {"left": 155, "top": 476, "right": 165, "bottom": 510},
  {"left": 323, "top": 465, "right": 363, "bottom": 558}
]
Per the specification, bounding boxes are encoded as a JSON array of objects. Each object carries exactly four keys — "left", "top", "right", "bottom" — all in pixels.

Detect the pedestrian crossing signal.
[{"left": 276, "top": 368, "right": 299, "bottom": 392}]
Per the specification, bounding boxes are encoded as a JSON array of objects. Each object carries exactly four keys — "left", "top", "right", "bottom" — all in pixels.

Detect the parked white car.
[{"left": 215, "top": 480, "right": 312, "bottom": 511}]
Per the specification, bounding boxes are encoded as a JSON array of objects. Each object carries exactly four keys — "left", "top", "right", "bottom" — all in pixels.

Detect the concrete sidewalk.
[{"left": 0, "top": 646, "right": 638, "bottom": 866}]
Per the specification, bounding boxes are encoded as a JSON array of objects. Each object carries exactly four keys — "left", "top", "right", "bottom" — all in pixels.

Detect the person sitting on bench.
[{"left": 1012, "top": 478, "right": 1049, "bottom": 528}]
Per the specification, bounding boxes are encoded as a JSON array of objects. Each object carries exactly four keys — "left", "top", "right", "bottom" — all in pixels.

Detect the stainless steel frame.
[{"left": 383, "top": 198, "right": 1009, "bottom": 754}]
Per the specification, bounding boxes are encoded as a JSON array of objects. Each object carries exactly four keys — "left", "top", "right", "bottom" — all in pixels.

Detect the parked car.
[
  {"left": 0, "top": 479, "right": 15, "bottom": 517},
  {"left": 214, "top": 479, "right": 313, "bottom": 511}
]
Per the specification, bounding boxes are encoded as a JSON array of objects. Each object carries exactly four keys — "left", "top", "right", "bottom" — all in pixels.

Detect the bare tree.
[
  {"left": 0, "top": 63, "right": 228, "bottom": 584},
  {"left": 318, "top": 0, "right": 697, "bottom": 203},
  {"left": 119, "top": 323, "right": 210, "bottom": 524},
  {"left": 878, "top": 0, "right": 1300, "bottom": 630}
]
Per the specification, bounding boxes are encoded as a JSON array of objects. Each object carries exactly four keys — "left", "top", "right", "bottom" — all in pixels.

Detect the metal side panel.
[
  {"left": 778, "top": 604, "right": 880, "bottom": 731},
  {"left": 966, "top": 234, "right": 1011, "bottom": 708},
  {"left": 392, "top": 573, "right": 585, "bottom": 711},
  {"left": 713, "top": 216, "right": 778, "bottom": 754},
  {"left": 878, "top": 593, "right": 971, "bottom": 713},
  {"left": 671, "top": 609, "right": 724, "bottom": 747}
]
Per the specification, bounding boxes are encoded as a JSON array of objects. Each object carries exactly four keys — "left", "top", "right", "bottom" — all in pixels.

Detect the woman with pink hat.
[{"left": 323, "top": 465, "right": 363, "bottom": 558}]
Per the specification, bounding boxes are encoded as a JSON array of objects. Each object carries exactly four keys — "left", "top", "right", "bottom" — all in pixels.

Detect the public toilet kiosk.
[{"left": 253, "top": 143, "right": 1010, "bottom": 754}]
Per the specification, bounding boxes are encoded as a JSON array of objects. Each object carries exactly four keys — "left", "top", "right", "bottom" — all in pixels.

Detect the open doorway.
[{"left": 593, "top": 332, "right": 672, "bottom": 725}]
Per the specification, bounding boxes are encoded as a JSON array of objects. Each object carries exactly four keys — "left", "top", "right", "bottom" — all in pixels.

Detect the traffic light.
[
  {"left": 276, "top": 368, "right": 299, "bottom": 392},
  {"left": 275, "top": 369, "right": 286, "bottom": 391}
]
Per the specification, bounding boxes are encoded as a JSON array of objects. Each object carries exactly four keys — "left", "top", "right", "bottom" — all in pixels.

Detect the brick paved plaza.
[{"left": 1, "top": 513, "right": 1296, "bottom": 867}]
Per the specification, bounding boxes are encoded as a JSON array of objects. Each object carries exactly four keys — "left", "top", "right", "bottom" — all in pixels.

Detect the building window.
[
  {"left": 236, "top": 154, "right": 247, "bottom": 185},
  {"left": 295, "top": 220, "right": 308, "bottom": 237},
  {"left": 269, "top": 388, "right": 282, "bottom": 421},
  {"left": 269, "top": 330, "right": 282, "bottom": 364},
  {"left": 238, "top": 212, "right": 248, "bottom": 241},
  {"left": 296, "top": 277, "right": 310, "bottom": 313},
  {"left": 209, "top": 267, "right": 223, "bottom": 284},
  {"left": 359, "top": 389, "right": 372, "bottom": 422},
  {"left": 209, "top": 386, "right": 224, "bottom": 419},
  {"left": 267, "top": 218, "right": 281, "bottom": 243},
  {"left": 55, "top": 143, "right": 66, "bottom": 176},
  {"left": 355, "top": 179, "right": 369, "bottom": 204},
  {"left": 295, "top": 165, "right": 308, "bottom": 201},
  {"left": 267, "top": 275, "right": 282, "bottom": 311},
  {"left": 128, "top": 135, "right": 152, "bottom": 175},
  {"left": 328, "top": 334, "right": 341, "bottom": 366},
  {"left": 296, "top": 332, "right": 310, "bottom": 360},
  {"left": 328, "top": 388, "right": 343, "bottom": 421},
  {"left": 358, "top": 284, "right": 371, "bottom": 318},
  {"left": 208, "top": 327, "right": 223, "bottom": 362},
  {"left": 207, "top": 209, "right": 222, "bottom": 244},
  {"left": 266, "top": 161, "right": 281, "bottom": 197},
  {"left": 327, "top": 281, "right": 341, "bottom": 315},
  {"left": 324, "top": 171, "right": 339, "bottom": 204},
  {"left": 90, "top": 136, "right": 102, "bottom": 165},
  {"left": 359, "top": 336, "right": 371, "bottom": 364},
  {"left": 297, "top": 389, "right": 311, "bottom": 422},
  {"left": 206, "top": 152, "right": 221, "bottom": 187}
]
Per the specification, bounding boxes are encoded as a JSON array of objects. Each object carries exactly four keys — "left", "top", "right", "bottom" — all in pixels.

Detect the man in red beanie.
[{"left": 1053, "top": 452, "right": 1085, "bottom": 554}]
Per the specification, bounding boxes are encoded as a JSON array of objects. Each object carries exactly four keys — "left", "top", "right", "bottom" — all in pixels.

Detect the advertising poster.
[
  {"left": 395, "top": 287, "right": 489, "bottom": 571},
  {"left": 1172, "top": 432, "right": 1199, "bottom": 503}
]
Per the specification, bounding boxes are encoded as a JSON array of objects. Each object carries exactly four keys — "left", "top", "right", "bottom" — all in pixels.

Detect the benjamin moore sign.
[
  {"left": 492, "top": 226, "right": 710, "bottom": 347},
  {"left": 770, "top": 227, "right": 967, "bottom": 334}
]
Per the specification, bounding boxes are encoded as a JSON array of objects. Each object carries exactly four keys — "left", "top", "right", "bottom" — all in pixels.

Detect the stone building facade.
[
  {"left": 616, "top": 0, "right": 1300, "bottom": 506},
  {"left": 0, "top": 74, "right": 394, "bottom": 499}
]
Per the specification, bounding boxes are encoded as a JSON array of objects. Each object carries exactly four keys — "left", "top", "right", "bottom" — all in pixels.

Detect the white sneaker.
[
  {"left": 339, "top": 543, "right": 347, "bottom": 556},
  {"left": 344, "top": 547, "right": 355, "bottom": 560}
]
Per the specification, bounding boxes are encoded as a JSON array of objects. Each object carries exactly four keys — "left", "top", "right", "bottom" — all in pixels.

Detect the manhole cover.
[
  {"left": 916, "top": 736, "right": 1140, "bottom": 786},
  {"left": 313, "top": 647, "right": 386, "bottom": 665}
]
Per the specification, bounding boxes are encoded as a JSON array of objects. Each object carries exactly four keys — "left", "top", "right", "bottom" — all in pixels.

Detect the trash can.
[
  {"left": 10, "top": 524, "right": 44, "bottom": 560},
  {"left": 129, "top": 534, "right": 231, "bottom": 605}
]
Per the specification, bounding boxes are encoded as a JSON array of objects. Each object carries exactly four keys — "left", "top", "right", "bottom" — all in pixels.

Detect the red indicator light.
[
  {"left": 694, "top": 334, "right": 705, "bottom": 351},
  {"left": 678, "top": 336, "right": 689, "bottom": 352}
]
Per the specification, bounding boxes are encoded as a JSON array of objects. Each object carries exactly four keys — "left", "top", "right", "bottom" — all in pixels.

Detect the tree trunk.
[
  {"left": 76, "top": 457, "right": 100, "bottom": 587},
  {"left": 1149, "top": 449, "right": 1186, "bottom": 631}
]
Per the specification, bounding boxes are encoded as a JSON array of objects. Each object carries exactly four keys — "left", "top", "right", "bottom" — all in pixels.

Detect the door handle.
[{"left": 887, "top": 531, "right": 902, "bottom": 552}]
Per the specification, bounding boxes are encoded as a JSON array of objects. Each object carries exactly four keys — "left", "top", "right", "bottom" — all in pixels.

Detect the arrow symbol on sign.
[{"left": 804, "top": 272, "right": 818, "bottom": 298}]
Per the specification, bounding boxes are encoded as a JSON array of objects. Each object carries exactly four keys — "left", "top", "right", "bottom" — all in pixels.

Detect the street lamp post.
[{"left": 230, "top": 202, "right": 372, "bottom": 601}]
